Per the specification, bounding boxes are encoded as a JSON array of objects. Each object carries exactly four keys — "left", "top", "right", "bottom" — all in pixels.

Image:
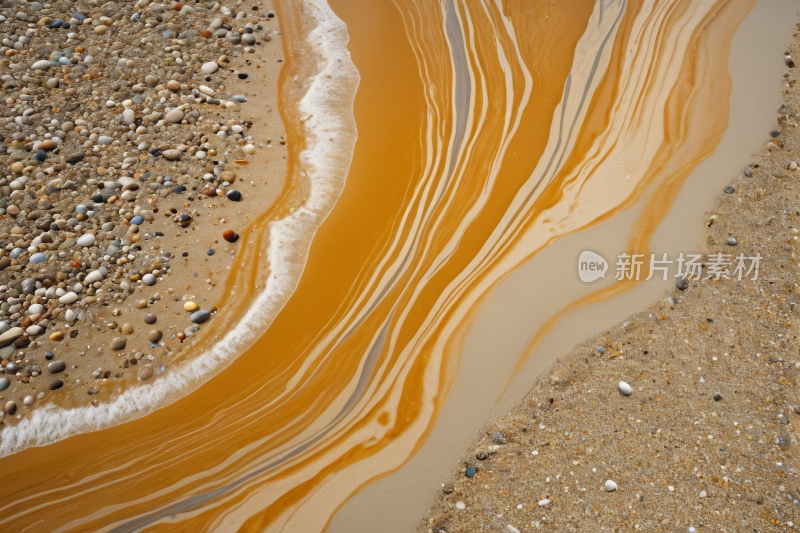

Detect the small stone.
[
  {"left": 190, "top": 310, "right": 210, "bottom": 323},
  {"left": 130, "top": 216, "right": 144, "bottom": 226},
  {"left": 77, "top": 234, "right": 96, "bottom": 247},
  {"left": 455, "top": 501, "right": 466, "bottom": 510},
  {"left": 202, "top": 61, "right": 219, "bottom": 74},
  {"left": 443, "top": 483, "right": 455, "bottom": 494},
  {"left": 0, "top": 327, "right": 24, "bottom": 347},
  {"left": 713, "top": 393, "right": 722, "bottom": 401},
  {"left": 165, "top": 109, "right": 184, "bottom": 123},
  {"left": 476, "top": 452, "right": 487, "bottom": 460},
  {"left": 144, "top": 313, "right": 157, "bottom": 324},
  {"left": 5, "top": 401, "right": 16, "bottom": 415},
  {"left": 142, "top": 274, "right": 157, "bottom": 286},
  {"left": 538, "top": 499, "right": 552, "bottom": 507},
  {"left": 605, "top": 480, "right": 617, "bottom": 492},
  {"left": 596, "top": 346, "right": 605, "bottom": 354},
  {"left": 49, "top": 332, "right": 64, "bottom": 341},
  {"left": 465, "top": 467, "right": 476, "bottom": 478},
  {"left": 676, "top": 277, "right": 689, "bottom": 290},
  {"left": 136, "top": 300, "right": 148, "bottom": 309},
  {"left": 138, "top": 364, "right": 154, "bottom": 380},
  {"left": 65, "top": 309, "right": 77, "bottom": 322},
  {"left": 122, "top": 323, "right": 134, "bottom": 334},
  {"left": 184, "top": 301, "right": 198, "bottom": 311},
  {"left": 0, "top": 378, "right": 9, "bottom": 392},
  {"left": 48, "top": 379, "right": 63, "bottom": 390},
  {"left": 59, "top": 292, "right": 78, "bottom": 304},
  {"left": 727, "top": 237, "right": 738, "bottom": 246},
  {"left": 223, "top": 229, "right": 238, "bottom": 243},
  {"left": 724, "top": 186, "right": 735, "bottom": 194},
  {"left": 23, "top": 395, "right": 34, "bottom": 407},
  {"left": 618, "top": 381, "right": 632, "bottom": 395},
  {"left": 162, "top": 150, "right": 181, "bottom": 161},
  {"left": 207, "top": 249, "right": 215, "bottom": 256},
  {"left": 147, "top": 330, "right": 162, "bottom": 343},
  {"left": 505, "top": 526, "right": 520, "bottom": 533},
  {"left": 226, "top": 189, "right": 242, "bottom": 201},
  {"left": 110, "top": 337, "right": 127, "bottom": 350},
  {"left": 790, "top": 161, "right": 798, "bottom": 171},
  {"left": 48, "top": 360, "right": 66, "bottom": 374}
]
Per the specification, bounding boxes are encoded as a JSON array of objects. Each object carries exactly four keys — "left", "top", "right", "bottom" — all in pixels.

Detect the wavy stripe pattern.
[{"left": 0, "top": 0, "right": 757, "bottom": 531}]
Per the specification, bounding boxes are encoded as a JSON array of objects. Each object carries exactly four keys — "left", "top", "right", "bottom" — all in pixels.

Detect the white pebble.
[
  {"left": 455, "top": 501, "right": 466, "bottom": 510},
  {"left": 201, "top": 61, "right": 219, "bottom": 74},
  {"left": 618, "top": 381, "right": 632, "bottom": 395},
  {"left": 538, "top": 499, "right": 551, "bottom": 507},
  {"left": 505, "top": 526, "right": 520, "bottom": 533},
  {"left": 59, "top": 292, "right": 78, "bottom": 304},
  {"left": 604, "top": 480, "right": 617, "bottom": 492},
  {"left": 77, "top": 234, "right": 96, "bottom": 247},
  {"left": 65, "top": 309, "right": 77, "bottom": 322}
]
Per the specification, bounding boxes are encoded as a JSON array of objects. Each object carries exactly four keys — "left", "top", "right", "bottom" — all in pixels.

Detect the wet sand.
[{"left": 330, "top": 0, "right": 799, "bottom": 531}]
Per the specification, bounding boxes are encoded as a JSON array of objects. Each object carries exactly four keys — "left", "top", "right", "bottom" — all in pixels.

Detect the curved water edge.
[{"left": 0, "top": 0, "right": 361, "bottom": 458}]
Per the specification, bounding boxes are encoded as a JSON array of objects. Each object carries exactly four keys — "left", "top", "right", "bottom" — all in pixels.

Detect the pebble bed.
[
  {"left": 0, "top": 0, "right": 281, "bottom": 419},
  {"left": 419, "top": 36, "right": 800, "bottom": 533}
]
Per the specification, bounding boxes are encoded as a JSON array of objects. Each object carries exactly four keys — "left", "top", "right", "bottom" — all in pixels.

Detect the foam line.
[{"left": 0, "top": 0, "right": 360, "bottom": 458}]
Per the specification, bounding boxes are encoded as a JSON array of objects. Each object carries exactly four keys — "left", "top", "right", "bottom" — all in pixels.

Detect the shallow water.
[{"left": 0, "top": 0, "right": 787, "bottom": 531}]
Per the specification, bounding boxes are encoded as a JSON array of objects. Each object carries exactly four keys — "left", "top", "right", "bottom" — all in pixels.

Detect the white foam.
[{"left": 0, "top": 0, "right": 360, "bottom": 457}]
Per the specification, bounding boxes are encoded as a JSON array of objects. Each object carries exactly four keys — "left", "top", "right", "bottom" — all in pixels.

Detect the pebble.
[
  {"left": 144, "top": 313, "right": 157, "bottom": 325},
  {"left": 110, "top": 337, "right": 127, "bottom": 350},
  {"left": 5, "top": 401, "right": 17, "bottom": 415},
  {"left": 455, "top": 502, "right": 466, "bottom": 510},
  {"left": 48, "top": 379, "right": 63, "bottom": 390},
  {"left": 789, "top": 161, "right": 798, "bottom": 170},
  {"left": 605, "top": 480, "right": 617, "bottom": 492},
  {"left": 122, "top": 323, "right": 134, "bottom": 334},
  {"left": 465, "top": 467, "right": 476, "bottom": 478},
  {"left": 226, "top": 189, "right": 242, "bottom": 201},
  {"left": 48, "top": 361, "right": 66, "bottom": 374},
  {"left": 505, "top": 526, "right": 520, "bottom": 533},
  {"left": 202, "top": 61, "right": 219, "bottom": 73},
  {"left": 618, "top": 381, "right": 632, "bottom": 395},
  {"left": 596, "top": 346, "right": 605, "bottom": 354},
  {"left": 538, "top": 499, "right": 552, "bottom": 507},
  {"left": 30, "top": 253, "right": 47, "bottom": 265},
  {"left": 190, "top": 310, "right": 210, "bottom": 323},
  {"left": 727, "top": 237, "right": 738, "bottom": 246},
  {"left": 0, "top": 378, "right": 9, "bottom": 392},
  {"left": 59, "top": 292, "right": 78, "bottom": 304},
  {"left": 142, "top": 274, "right": 157, "bottom": 286},
  {"left": 147, "top": 330, "right": 163, "bottom": 343},
  {"left": 138, "top": 364, "right": 154, "bottom": 380},
  {"left": 77, "top": 234, "right": 96, "bottom": 247},
  {"left": 184, "top": 302, "right": 198, "bottom": 312},
  {"left": 207, "top": 249, "right": 215, "bottom": 256},
  {"left": 724, "top": 185, "right": 735, "bottom": 193},
  {"left": 676, "top": 277, "right": 689, "bottom": 290},
  {"left": 223, "top": 229, "right": 239, "bottom": 243},
  {"left": 23, "top": 395, "right": 34, "bottom": 407}
]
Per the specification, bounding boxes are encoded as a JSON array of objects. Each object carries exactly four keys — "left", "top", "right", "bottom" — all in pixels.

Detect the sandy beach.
[{"left": 1, "top": 0, "right": 798, "bottom": 531}]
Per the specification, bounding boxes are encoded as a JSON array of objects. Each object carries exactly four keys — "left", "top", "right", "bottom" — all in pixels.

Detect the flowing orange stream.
[{"left": 0, "top": 0, "right": 757, "bottom": 531}]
